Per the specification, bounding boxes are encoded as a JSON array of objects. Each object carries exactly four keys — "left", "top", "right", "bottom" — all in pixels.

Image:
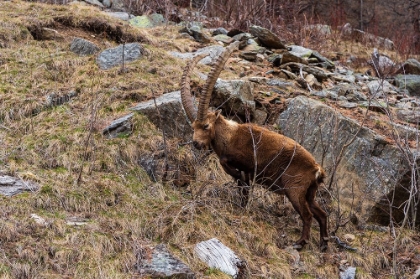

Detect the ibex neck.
[{"left": 211, "top": 117, "right": 238, "bottom": 156}]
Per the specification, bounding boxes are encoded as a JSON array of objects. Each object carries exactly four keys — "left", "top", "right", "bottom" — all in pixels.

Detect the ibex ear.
[{"left": 215, "top": 109, "right": 222, "bottom": 119}]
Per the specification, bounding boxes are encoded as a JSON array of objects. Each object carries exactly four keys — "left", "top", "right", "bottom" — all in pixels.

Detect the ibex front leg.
[{"left": 220, "top": 156, "right": 251, "bottom": 207}]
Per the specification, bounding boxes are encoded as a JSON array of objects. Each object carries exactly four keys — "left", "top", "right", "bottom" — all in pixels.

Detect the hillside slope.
[{"left": 0, "top": 1, "right": 419, "bottom": 278}]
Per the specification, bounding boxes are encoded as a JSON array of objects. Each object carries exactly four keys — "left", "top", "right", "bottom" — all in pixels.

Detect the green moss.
[
  {"left": 40, "top": 184, "right": 53, "bottom": 194},
  {"left": 0, "top": 263, "right": 11, "bottom": 276}
]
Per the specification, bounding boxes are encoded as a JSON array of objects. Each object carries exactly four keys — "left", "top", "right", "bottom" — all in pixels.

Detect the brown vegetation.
[{"left": 0, "top": 1, "right": 419, "bottom": 278}]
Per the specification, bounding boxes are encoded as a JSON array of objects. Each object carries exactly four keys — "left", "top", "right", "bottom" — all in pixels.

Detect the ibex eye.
[{"left": 203, "top": 124, "right": 209, "bottom": 130}]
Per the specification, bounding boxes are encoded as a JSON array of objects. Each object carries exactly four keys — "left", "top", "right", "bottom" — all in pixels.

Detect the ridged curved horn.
[
  {"left": 196, "top": 41, "right": 240, "bottom": 122},
  {"left": 180, "top": 53, "right": 209, "bottom": 123}
]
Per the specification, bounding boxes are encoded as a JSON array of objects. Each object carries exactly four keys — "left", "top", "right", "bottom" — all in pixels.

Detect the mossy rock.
[{"left": 129, "top": 14, "right": 165, "bottom": 28}]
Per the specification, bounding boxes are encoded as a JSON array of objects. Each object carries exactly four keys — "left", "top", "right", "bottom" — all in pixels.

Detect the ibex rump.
[{"left": 180, "top": 42, "right": 328, "bottom": 251}]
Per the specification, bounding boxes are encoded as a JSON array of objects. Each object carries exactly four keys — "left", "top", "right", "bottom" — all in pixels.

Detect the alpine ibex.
[{"left": 180, "top": 42, "right": 328, "bottom": 251}]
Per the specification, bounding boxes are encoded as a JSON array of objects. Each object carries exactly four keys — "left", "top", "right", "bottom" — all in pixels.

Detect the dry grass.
[{"left": 0, "top": 1, "right": 418, "bottom": 278}]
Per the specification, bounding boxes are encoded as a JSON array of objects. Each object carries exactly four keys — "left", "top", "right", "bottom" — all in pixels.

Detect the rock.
[
  {"left": 396, "top": 108, "right": 420, "bottom": 124},
  {"left": 254, "top": 109, "right": 268, "bottom": 125},
  {"left": 242, "top": 39, "right": 262, "bottom": 52},
  {"left": 66, "top": 216, "right": 88, "bottom": 226},
  {"left": 179, "top": 22, "right": 211, "bottom": 43},
  {"left": 135, "top": 244, "right": 195, "bottom": 278},
  {"left": 286, "top": 45, "right": 334, "bottom": 69},
  {"left": 129, "top": 14, "right": 165, "bottom": 28},
  {"left": 96, "top": 43, "right": 143, "bottom": 70},
  {"left": 284, "top": 246, "right": 300, "bottom": 269},
  {"left": 394, "top": 74, "right": 420, "bottom": 97},
  {"left": 101, "top": 0, "right": 111, "bottom": 7},
  {"left": 370, "top": 48, "right": 396, "bottom": 77},
  {"left": 104, "top": 11, "right": 134, "bottom": 21},
  {"left": 395, "top": 58, "right": 420, "bottom": 75},
  {"left": 342, "top": 24, "right": 394, "bottom": 50},
  {"left": 212, "top": 27, "right": 228, "bottom": 36},
  {"left": 227, "top": 28, "right": 244, "bottom": 37},
  {"left": 311, "top": 50, "right": 335, "bottom": 69},
  {"left": 331, "top": 74, "right": 356, "bottom": 83},
  {"left": 359, "top": 100, "right": 388, "bottom": 113},
  {"left": 213, "top": 34, "right": 233, "bottom": 44},
  {"left": 340, "top": 266, "right": 356, "bottom": 279},
  {"left": 312, "top": 90, "right": 338, "bottom": 100},
  {"left": 45, "top": 90, "right": 78, "bottom": 107},
  {"left": 367, "top": 80, "right": 397, "bottom": 97},
  {"left": 0, "top": 175, "right": 39, "bottom": 196},
  {"left": 30, "top": 214, "right": 49, "bottom": 226},
  {"left": 83, "top": 0, "right": 104, "bottom": 7},
  {"left": 102, "top": 113, "right": 134, "bottom": 139},
  {"left": 249, "top": 25, "right": 286, "bottom": 49},
  {"left": 281, "top": 52, "right": 308, "bottom": 65},
  {"left": 266, "top": 79, "right": 295, "bottom": 90},
  {"left": 239, "top": 50, "right": 258, "bottom": 62},
  {"left": 70, "top": 37, "right": 100, "bottom": 56},
  {"left": 169, "top": 45, "right": 225, "bottom": 65},
  {"left": 414, "top": 265, "right": 420, "bottom": 279},
  {"left": 212, "top": 79, "right": 255, "bottom": 120},
  {"left": 129, "top": 91, "right": 193, "bottom": 139},
  {"left": 337, "top": 100, "right": 358, "bottom": 109},
  {"left": 304, "top": 24, "right": 332, "bottom": 36},
  {"left": 330, "top": 84, "right": 367, "bottom": 101},
  {"left": 195, "top": 238, "right": 247, "bottom": 279},
  {"left": 278, "top": 96, "right": 409, "bottom": 222},
  {"left": 279, "top": 62, "right": 329, "bottom": 81},
  {"left": 343, "top": 234, "right": 356, "bottom": 242},
  {"left": 288, "top": 45, "right": 313, "bottom": 58}
]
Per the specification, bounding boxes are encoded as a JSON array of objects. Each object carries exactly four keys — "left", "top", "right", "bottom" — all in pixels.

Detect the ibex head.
[
  {"left": 181, "top": 42, "right": 240, "bottom": 150},
  {"left": 191, "top": 110, "right": 223, "bottom": 150}
]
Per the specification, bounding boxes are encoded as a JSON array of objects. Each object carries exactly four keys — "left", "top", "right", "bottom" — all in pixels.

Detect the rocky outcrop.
[{"left": 278, "top": 96, "right": 417, "bottom": 223}]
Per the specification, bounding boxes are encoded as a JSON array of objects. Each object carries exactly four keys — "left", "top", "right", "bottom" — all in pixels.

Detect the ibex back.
[{"left": 180, "top": 42, "right": 329, "bottom": 251}]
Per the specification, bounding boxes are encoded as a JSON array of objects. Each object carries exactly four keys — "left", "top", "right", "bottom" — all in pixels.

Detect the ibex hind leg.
[
  {"left": 286, "top": 191, "right": 313, "bottom": 250},
  {"left": 306, "top": 181, "right": 329, "bottom": 252}
]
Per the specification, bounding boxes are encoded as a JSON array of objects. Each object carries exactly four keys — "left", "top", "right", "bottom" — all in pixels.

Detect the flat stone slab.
[
  {"left": 135, "top": 244, "right": 195, "bottom": 278},
  {"left": 195, "top": 238, "right": 247, "bottom": 279},
  {"left": 0, "top": 175, "right": 39, "bottom": 196}
]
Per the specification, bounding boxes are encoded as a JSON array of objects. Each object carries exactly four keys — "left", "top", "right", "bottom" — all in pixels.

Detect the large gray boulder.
[
  {"left": 277, "top": 96, "right": 412, "bottom": 222},
  {"left": 96, "top": 43, "right": 143, "bottom": 70},
  {"left": 394, "top": 74, "right": 420, "bottom": 97},
  {"left": 129, "top": 91, "right": 192, "bottom": 140},
  {"left": 212, "top": 79, "right": 255, "bottom": 120}
]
